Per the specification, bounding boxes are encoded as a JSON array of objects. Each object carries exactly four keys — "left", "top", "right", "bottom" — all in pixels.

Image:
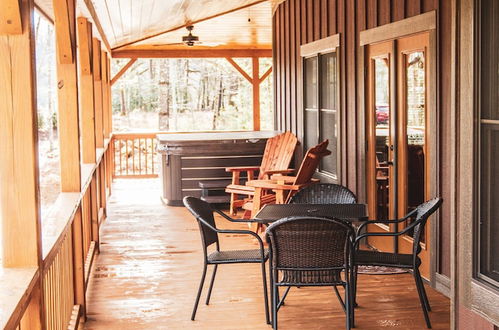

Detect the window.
[
  {"left": 477, "top": 0, "right": 499, "bottom": 287},
  {"left": 301, "top": 35, "right": 340, "bottom": 182}
]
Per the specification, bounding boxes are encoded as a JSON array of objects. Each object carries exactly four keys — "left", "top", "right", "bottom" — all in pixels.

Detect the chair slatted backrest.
[
  {"left": 292, "top": 140, "right": 332, "bottom": 186},
  {"left": 258, "top": 131, "right": 298, "bottom": 180}
]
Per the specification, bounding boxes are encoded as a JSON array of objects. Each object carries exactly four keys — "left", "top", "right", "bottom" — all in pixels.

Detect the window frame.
[
  {"left": 300, "top": 34, "right": 341, "bottom": 183},
  {"left": 474, "top": 0, "right": 499, "bottom": 290}
]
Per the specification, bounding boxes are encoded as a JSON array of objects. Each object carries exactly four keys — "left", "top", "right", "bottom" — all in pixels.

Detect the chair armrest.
[
  {"left": 225, "top": 166, "right": 260, "bottom": 173},
  {"left": 214, "top": 209, "right": 259, "bottom": 223},
  {"left": 246, "top": 180, "right": 303, "bottom": 191},
  {"left": 217, "top": 229, "right": 265, "bottom": 250},
  {"left": 356, "top": 209, "right": 417, "bottom": 234}
]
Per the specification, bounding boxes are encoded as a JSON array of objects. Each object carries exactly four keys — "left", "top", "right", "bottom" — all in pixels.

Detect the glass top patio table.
[{"left": 253, "top": 203, "right": 368, "bottom": 224}]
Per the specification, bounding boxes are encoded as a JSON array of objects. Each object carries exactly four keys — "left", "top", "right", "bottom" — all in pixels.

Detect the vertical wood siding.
[{"left": 273, "top": 0, "right": 452, "bottom": 277}]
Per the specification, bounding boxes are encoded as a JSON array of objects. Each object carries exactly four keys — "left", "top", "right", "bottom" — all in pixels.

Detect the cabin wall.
[{"left": 273, "top": 0, "right": 452, "bottom": 279}]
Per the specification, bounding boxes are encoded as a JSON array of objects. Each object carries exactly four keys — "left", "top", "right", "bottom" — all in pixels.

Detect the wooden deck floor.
[{"left": 84, "top": 179, "right": 450, "bottom": 330}]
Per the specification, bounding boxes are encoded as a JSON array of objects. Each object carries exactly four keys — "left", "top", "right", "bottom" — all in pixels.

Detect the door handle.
[{"left": 387, "top": 161, "right": 394, "bottom": 166}]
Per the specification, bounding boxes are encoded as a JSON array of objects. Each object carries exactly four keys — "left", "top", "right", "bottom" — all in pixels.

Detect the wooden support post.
[
  {"left": 110, "top": 58, "right": 136, "bottom": 86},
  {"left": 92, "top": 38, "right": 104, "bottom": 148},
  {"left": 54, "top": 0, "right": 81, "bottom": 192},
  {"left": 101, "top": 50, "right": 110, "bottom": 138},
  {"left": 252, "top": 57, "right": 261, "bottom": 131},
  {"left": 0, "top": 0, "right": 23, "bottom": 34},
  {"left": 0, "top": 0, "right": 43, "bottom": 327},
  {"left": 0, "top": 0, "right": 41, "bottom": 268},
  {"left": 77, "top": 17, "right": 96, "bottom": 164}
]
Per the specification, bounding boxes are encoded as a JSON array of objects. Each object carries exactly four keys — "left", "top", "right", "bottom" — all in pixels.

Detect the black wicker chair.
[
  {"left": 265, "top": 216, "right": 355, "bottom": 329},
  {"left": 289, "top": 183, "right": 357, "bottom": 204},
  {"left": 183, "top": 196, "right": 270, "bottom": 324},
  {"left": 353, "top": 198, "right": 443, "bottom": 329}
]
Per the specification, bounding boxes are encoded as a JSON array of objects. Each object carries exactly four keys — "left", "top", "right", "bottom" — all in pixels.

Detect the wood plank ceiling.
[{"left": 35, "top": 0, "right": 272, "bottom": 53}]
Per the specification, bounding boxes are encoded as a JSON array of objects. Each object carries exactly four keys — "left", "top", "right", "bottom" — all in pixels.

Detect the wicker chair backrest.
[
  {"left": 411, "top": 198, "right": 443, "bottom": 257},
  {"left": 266, "top": 217, "right": 353, "bottom": 270},
  {"left": 289, "top": 183, "right": 357, "bottom": 204},
  {"left": 183, "top": 196, "right": 219, "bottom": 248}
]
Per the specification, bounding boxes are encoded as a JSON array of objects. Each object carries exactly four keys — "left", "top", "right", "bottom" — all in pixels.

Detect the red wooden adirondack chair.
[
  {"left": 246, "top": 140, "right": 332, "bottom": 217},
  {"left": 225, "top": 131, "right": 298, "bottom": 215}
]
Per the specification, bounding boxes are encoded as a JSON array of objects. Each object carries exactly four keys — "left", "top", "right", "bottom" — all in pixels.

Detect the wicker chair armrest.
[
  {"left": 356, "top": 209, "right": 417, "bottom": 234},
  {"left": 354, "top": 211, "right": 423, "bottom": 248},
  {"left": 217, "top": 229, "right": 265, "bottom": 251},
  {"left": 214, "top": 209, "right": 259, "bottom": 223}
]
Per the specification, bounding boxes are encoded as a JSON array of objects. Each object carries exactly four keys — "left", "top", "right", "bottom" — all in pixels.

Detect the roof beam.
[
  {"left": 112, "top": 0, "right": 267, "bottom": 50},
  {"left": 82, "top": 0, "right": 111, "bottom": 53},
  {"left": 110, "top": 58, "right": 137, "bottom": 86},
  {"left": 112, "top": 48, "right": 272, "bottom": 59}
]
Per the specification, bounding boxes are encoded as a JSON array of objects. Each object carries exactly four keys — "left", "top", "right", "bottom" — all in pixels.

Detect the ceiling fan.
[
  {"left": 153, "top": 25, "right": 222, "bottom": 47},
  {"left": 182, "top": 25, "right": 199, "bottom": 46}
]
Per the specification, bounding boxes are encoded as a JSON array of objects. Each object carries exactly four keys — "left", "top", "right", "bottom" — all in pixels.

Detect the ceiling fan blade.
[{"left": 152, "top": 42, "right": 184, "bottom": 46}]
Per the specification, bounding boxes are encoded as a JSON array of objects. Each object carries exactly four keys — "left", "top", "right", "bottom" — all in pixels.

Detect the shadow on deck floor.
[{"left": 84, "top": 179, "right": 450, "bottom": 330}]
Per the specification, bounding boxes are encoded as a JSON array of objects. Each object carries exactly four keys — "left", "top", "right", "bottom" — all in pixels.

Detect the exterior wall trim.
[
  {"left": 300, "top": 34, "right": 340, "bottom": 57},
  {"left": 359, "top": 11, "right": 436, "bottom": 46}
]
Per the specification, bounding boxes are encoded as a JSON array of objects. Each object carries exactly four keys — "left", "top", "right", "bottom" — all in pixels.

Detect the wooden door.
[
  {"left": 366, "top": 41, "right": 396, "bottom": 253},
  {"left": 366, "top": 32, "right": 432, "bottom": 278},
  {"left": 396, "top": 33, "right": 431, "bottom": 277}
]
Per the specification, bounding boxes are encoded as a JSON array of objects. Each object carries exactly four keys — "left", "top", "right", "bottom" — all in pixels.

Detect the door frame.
[{"left": 359, "top": 11, "right": 440, "bottom": 286}]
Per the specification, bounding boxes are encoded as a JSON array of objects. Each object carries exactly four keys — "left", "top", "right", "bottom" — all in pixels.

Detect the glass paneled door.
[{"left": 366, "top": 32, "right": 432, "bottom": 278}]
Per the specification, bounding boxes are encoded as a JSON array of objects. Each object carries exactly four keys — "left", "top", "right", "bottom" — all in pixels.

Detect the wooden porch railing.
[
  {"left": 112, "top": 132, "right": 159, "bottom": 178},
  {"left": 3, "top": 141, "right": 112, "bottom": 330}
]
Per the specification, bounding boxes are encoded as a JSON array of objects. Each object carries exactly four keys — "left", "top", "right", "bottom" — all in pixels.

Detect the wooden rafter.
[
  {"left": 110, "top": 58, "right": 137, "bottom": 86},
  {"left": 112, "top": 48, "right": 272, "bottom": 59},
  {"left": 111, "top": 0, "right": 267, "bottom": 50},
  {"left": 226, "top": 57, "right": 252, "bottom": 83},
  {"left": 82, "top": 0, "right": 111, "bottom": 53},
  {"left": 0, "top": 0, "right": 22, "bottom": 34}
]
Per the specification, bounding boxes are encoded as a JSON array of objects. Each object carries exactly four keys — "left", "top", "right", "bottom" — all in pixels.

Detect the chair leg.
[
  {"left": 345, "top": 284, "right": 351, "bottom": 330},
  {"left": 416, "top": 272, "right": 432, "bottom": 311},
  {"left": 191, "top": 263, "right": 208, "bottom": 321},
  {"left": 205, "top": 264, "right": 218, "bottom": 305},
  {"left": 272, "top": 282, "right": 278, "bottom": 330},
  {"left": 261, "top": 261, "right": 270, "bottom": 325},
  {"left": 353, "top": 265, "right": 359, "bottom": 307},
  {"left": 413, "top": 268, "right": 432, "bottom": 328}
]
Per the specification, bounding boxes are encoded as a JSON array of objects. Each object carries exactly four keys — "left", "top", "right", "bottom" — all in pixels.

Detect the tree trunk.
[
  {"left": 158, "top": 60, "right": 170, "bottom": 131},
  {"left": 120, "top": 88, "right": 127, "bottom": 116},
  {"left": 212, "top": 74, "right": 224, "bottom": 130}
]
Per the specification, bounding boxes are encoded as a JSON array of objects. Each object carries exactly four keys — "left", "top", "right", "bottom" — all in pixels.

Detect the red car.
[{"left": 376, "top": 104, "right": 389, "bottom": 124}]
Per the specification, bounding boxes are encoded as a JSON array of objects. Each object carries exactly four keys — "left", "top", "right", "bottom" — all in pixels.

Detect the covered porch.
[{"left": 1, "top": 0, "right": 498, "bottom": 329}]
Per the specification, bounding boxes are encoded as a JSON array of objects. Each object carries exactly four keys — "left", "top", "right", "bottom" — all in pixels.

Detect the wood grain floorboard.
[{"left": 84, "top": 179, "right": 450, "bottom": 329}]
